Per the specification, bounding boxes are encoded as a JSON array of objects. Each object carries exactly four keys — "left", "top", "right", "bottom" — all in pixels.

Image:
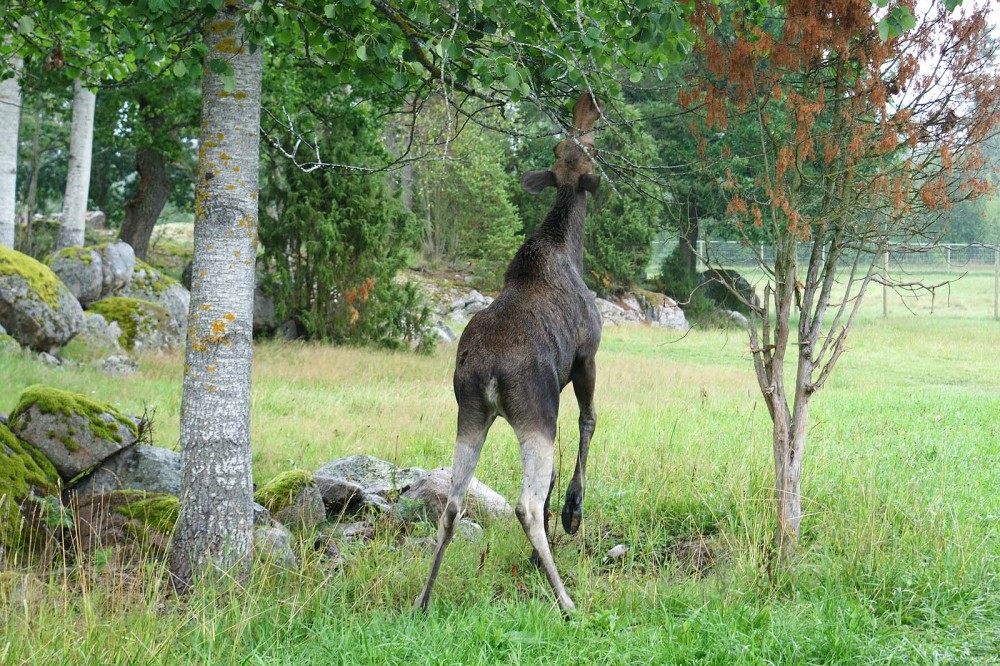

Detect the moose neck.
[{"left": 537, "top": 186, "right": 590, "bottom": 269}]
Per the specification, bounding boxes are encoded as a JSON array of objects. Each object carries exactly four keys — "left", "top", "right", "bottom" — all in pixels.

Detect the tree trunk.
[
  {"left": 59, "top": 79, "right": 96, "bottom": 249},
  {"left": 679, "top": 205, "right": 699, "bottom": 282},
  {"left": 0, "top": 54, "right": 22, "bottom": 249},
  {"left": 20, "top": 104, "right": 42, "bottom": 256},
  {"left": 119, "top": 145, "right": 170, "bottom": 260},
  {"left": 168, "top": 5, "right": 262, "bottom": 591}
]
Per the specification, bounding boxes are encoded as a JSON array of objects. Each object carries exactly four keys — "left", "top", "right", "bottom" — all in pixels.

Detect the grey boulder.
[
  {"left": 46, "top": 241, "right": 136, "bottom": 306},
  {"left": 69, "top": 445, "right": 180, "bottom": 497},
  {"left": 394, "top": 467, "right": 512, "bottom": 524},
  {"left": 0, "top": 247, "right": 85, "bottom": 352},
  {"left": 119, "top": 260, "right": 190, "bottom": 336},
  {"left": 254, "top": 525, "right": 298, "bottom": 569},
  {"left": 314, "top": 455, "right": 425, "bottom": 499},
  {"left": 8, "top": 387, "right": 139, "bottom": 480}
]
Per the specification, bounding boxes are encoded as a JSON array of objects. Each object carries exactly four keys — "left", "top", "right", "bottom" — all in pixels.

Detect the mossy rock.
[
  {"left": 0, "top": 333, "right": 21, "bottom": 354},
  {"left": 45, "top": 241, "right": 135, "bottom": 306},
  {"left": 69, "top": 490, "right": 178, "bottom": 558},
  {"left": 254, "top": 470, "right": 315, "bottom": 514},
  {"left": 120, "top": 260, "right": 190, "bottom": 335},
  {"left": 0, "top": 246, "right": 85, "bottom": 352},
  {"left": 9, "top": 385, "right": 139, "bottom": 480},
  {"left": 255, "top": 470, "right": 325, "bottom": 532},
  {"left": 0, "top": 422, "right": 60, "bottom": 550},
  {"left": 87, "top": 296, "right": 180, "bottom": 352}
]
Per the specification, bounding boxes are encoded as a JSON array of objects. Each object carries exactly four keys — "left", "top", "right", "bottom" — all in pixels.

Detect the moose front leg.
[{"left": 562, "top": 356, "right": 596, "bottom": 535}]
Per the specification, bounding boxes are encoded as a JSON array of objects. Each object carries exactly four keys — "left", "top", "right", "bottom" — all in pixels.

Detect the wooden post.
[
  {"left": 883, "top": 250, "right": 889, "bottom": 317},
  {"left": 994, "top": 244, "right": 998, "bottom": 321}
]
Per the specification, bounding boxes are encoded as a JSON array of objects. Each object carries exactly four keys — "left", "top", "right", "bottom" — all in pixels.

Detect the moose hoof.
[{"left": 561, "top": 495, "right": 583, "bottom": 535}]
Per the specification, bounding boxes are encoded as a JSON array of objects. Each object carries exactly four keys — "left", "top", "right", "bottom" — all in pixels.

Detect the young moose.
[{"left": 414, "top": 93, "right": 604, "bottom": 615}]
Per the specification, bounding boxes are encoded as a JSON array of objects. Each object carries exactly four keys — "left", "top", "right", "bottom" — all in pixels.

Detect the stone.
[
  {"left": 724, "top": 309, "right": 750, "bottom": 327},
  {"left": 432, "top": 320, "right": 457, "bottom": 343},
  {"left": 0, "top": 246, "right": 85, "bottom": 352},
  {"left": 76, "top": 312, "right": 124, "bottom": 354},
  {"left": 8, "top": 385, "right": 139, "bottom": 481},
  {"left": 698, "top": 268, "right": 756, "bottom": 313},
  {"left": 254, "top": 470, "right": 324, "bottom": 533},
  {"left": 99, "top": 354, "right": 138, "bottom": 377},
  {"left": 0, "top": 423, "right": 60, "bottom": 550},
  {"left": 606, "top": 544, "right": 628, "bottom": 560},
  {"left": 646, "top": 295, "right": 689, "bottom": 331},
  {"left": 46, "top": 241, "right": 136, "bottom": 306},
  {"left": 275, "top": 319, "right": 298, "bottom": 341},
  {"left": 457, "top": 519, "right": 484, "bottom": 542},
  {"left": 254, "top": 525, "right": 298, "bottom": 569},
  {"left": 69, "top": 446, "right": 180, "bottom": 497},
  {"left": 334, "top": 521, "right": 376, "bottom": 542},
  {"left": 314, "top": 455, "right": 425, "bottom": 499},
  {"left": 119, "top": 260, "right": 190, "bottom": 337},
  {"left": 253, "top": 282, "right": 276, "bottom": 336},
  {"left": 273, "top": 484, "right": 325, "bottom": 533},
  {"left": 395, "top": 467, "right": 513, "bottom": 524},
  {"left": 87, "top": 297, "right": 181, "bottom": 352},
  {"left": 68, "top": 490, "right": 178, "bottom": 557},
  {"left": 85, "top": 210, "right": 107, "bottom": 230},
  {"left": 252, "top": 501, "right": 272, "bottom": 526},
  {"left": 38, "top": 352, "right": 60, "bottom": 365},
  {"left": 314, "top": 476, "right": 364, "bottom": 514}
]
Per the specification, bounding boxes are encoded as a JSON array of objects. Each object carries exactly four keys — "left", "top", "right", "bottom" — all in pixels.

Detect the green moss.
[
  {"left": 87, "top": 297, "right": 172, "bottom": 350},
  {"left": 58, "top": 434, "right": 80, "bottom": 452},
  {"left": 0, "top": 334, "right": 20, "bottom": 355},
  {"left": 48, "top": 245, "right": 98, "bottom": 266},
  {"left": 254, "top": 470, "right": 315, "bottom": 514},
  {"left": 113, "top": 492, "right": 179, "bottom": 536},
  {"left": 0, "top": 422, "right": 60, "bottom": 549},
  {"left": 9, "top": 385, "right": 138, "bottom": 446},
  {"left": 132, "top": 259, "right": 180, "bottom": 297},
  {"left": 0, "top": 246, "right": 66, "bottom": 309}
]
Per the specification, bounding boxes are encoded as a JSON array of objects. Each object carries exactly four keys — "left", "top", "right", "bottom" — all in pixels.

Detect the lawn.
[{"left": 1, "top": 271, "right": 998, "bottom": 664}]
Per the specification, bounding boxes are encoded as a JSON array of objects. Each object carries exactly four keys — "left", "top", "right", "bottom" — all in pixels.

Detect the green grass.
[{"left": 1, "top": 272, "right": 999, "bottom": 664}]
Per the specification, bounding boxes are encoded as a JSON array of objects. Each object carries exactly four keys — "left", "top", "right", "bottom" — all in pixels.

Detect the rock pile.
[
  {"left": 0, "top": 384, "right": 511, "bottom": 571},
  {"left": 0, "top": 242, "right": 190, "bottom": 364}
]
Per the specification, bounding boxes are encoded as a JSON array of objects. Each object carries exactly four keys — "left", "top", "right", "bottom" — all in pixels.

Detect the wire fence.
[
  {"left": 648, "top": 238, "right": 1000, "bottom": 319},
  {"left": 693, "top": 240, "right": 1000, "bottom": 272}
]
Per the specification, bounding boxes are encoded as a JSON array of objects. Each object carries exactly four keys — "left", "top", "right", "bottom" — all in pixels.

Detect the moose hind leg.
[
  {"left": 516, "top": 428, "right": 577, "bottom": 614},
  {"left": 413, "top": 404, "right": 494, "bottom": 614},
  {"left": 563, "top": 356, "right": 596, "bottom": 535}
]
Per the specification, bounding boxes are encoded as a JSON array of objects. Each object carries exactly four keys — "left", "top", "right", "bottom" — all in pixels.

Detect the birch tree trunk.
[
  {"left": 59, "top": 79, "right": 96, "bottom": 249},
  {"left": 0, "top": 55, "right": 22, "bottom": 249},
  {"left": 169, "top": 4, "right": 262, "bottom": 591}
]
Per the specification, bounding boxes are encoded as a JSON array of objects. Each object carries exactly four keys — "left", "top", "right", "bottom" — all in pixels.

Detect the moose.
[{"left": 414, "top": 92, "right": 605, "bottom": 615}]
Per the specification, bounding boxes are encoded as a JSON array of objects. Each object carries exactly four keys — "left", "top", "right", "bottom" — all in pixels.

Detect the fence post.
[
  {"left": 946, "top": 245, "right": 951, "bottom": 271},
  {"left": 883, "top": 250, "right": 889, "bottom": 317},
  {"left": 994, "top": 244, "right": 998, "bottom": 321}
]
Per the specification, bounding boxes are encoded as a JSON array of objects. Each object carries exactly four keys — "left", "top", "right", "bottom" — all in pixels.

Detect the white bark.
[
  {"left": 169, "top": 5, "right": 262, "bottom": 590},
  {"left": 0, "top": 55, "right": 22, "bottom": 248},
  {"left": 59, "top": 79, "right": 96, "bottom": 249}
]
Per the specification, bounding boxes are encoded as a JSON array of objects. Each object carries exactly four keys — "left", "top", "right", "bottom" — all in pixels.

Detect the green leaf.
[
  {"left": 629, "top": 69, "right": 643, "bottom": 83},
  {"left": 17, "top": 16, "right": 35, "bottom": 34},
  {"left": 900, "top": 10, "right": 916, "bottom": 31},
  {"left": 356, "top": 44, "right": 367, "bottom": 61},
  {"left": 172, "top": 60, "right": 188, "bottom": 78},
  {"left": 877, "top": 18, "right": 890, "bottom": 41}
]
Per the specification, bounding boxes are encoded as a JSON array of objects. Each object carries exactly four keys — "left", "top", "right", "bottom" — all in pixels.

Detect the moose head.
[{"left": 520, "top": 92, "right": 604, "bottom": 195}]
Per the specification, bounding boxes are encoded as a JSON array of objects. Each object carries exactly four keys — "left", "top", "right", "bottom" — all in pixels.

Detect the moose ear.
[
  {"left": 521, "top": 170, "right": 557, "bottom": 194},
  {"left": 577, "top": 174, "right": 601, "bottom": 194}
]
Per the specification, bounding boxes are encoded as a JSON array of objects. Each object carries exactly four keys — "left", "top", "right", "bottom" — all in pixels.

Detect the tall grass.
[{"left": 1, "top": 279, "right": 998, "bottom": 663}]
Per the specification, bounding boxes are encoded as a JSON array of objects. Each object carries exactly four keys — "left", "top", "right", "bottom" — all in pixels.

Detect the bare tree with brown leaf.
[{"left": 685, "top": 0, "right": 1000, "bottom": 560}]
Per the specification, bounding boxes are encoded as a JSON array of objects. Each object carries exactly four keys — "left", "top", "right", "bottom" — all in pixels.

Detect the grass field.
[{"left": 1, "top": 270, "right": 999, "bottom": 664}]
